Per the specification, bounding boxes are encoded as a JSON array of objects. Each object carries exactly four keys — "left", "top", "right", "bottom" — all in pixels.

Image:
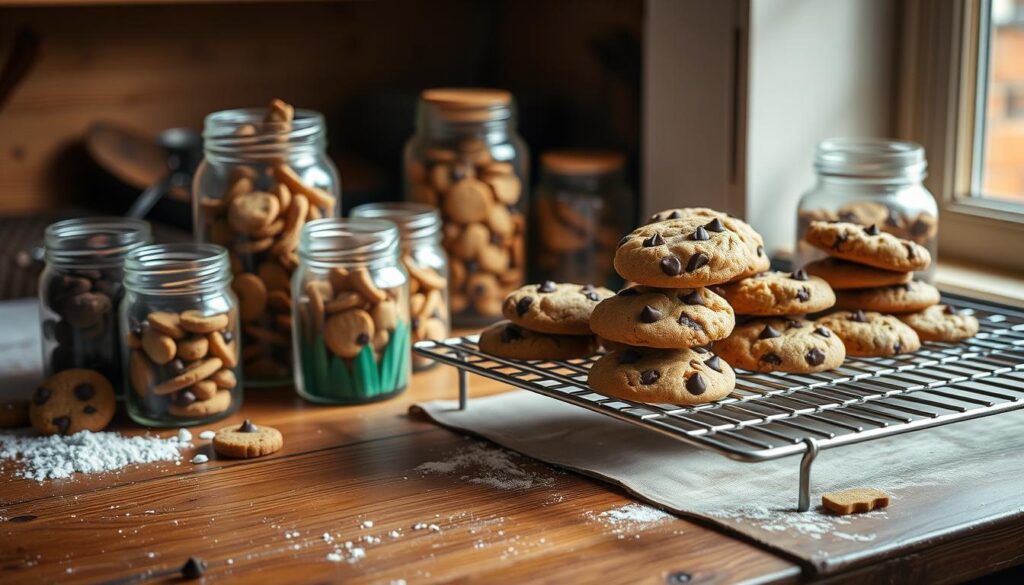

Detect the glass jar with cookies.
[
  {"left": 532, "top": 150, "right": 633, "bottom": 288},
  {"left": 293, "top": 218, "right": 411, "bottom": 405},
  {"left": 796, "top": 138, "right": 938, "bottom": 281},
  {"left": 121, "top": 243, "right": 242, "bottom": 427},
  {"left": 350, "top": 202, "right": 449, "bottom": 371},
  {"left": 404, "top": 88, "right": 529, "bottom": 327},
  {"left": 193, "top": 99, "right": 340, "bottom": 387},
  {"left": 39, "top": 217, "right": 153, "bottom": 395}
]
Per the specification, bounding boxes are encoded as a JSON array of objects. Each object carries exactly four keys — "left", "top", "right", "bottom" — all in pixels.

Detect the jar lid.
[
  {"left": 541, "top": 150, "right": 625, "bottom": 175},
  {"left": 350, "top": 202, "right": 441, "bottom": 244},
  {"left": 419, "top": 88, "right": 514, "bottom": 123},
  {"left": 814, "top": 138, "right": 927, "bottom": 181}
]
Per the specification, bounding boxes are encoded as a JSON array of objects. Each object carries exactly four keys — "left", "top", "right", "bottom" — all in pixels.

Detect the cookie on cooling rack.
[
  {"left": 833, "top": 281, "right": 940, "bottom": 314},
  {"left": 804, "top": 221, "right": 931, "bottom": 272},
  {"left": 803, "top": 257, "right": 912, "bottom": 290},
  {"left": 478, "top": 320, "right": 598, "bottom": 361},
  {"left": 501, "top": 281, "right": 614, "bottom": 335},
  {"left": 589, "top": 285, "right": 735, "bottom": 349},
  {"left": 898, "top": 304, "right": 979, "bottom": 342},
  {"left": 714, "top": 318, "right": 846, "bottom": 373},
  {"left": 816, "top": 310, "right": 921, "bottom": 357},
  {"left": 587, "top": 346, "right": 735, "bottom": 405},
  {"left": 714, "top": 270, "right": 836, "bottom": 316}
]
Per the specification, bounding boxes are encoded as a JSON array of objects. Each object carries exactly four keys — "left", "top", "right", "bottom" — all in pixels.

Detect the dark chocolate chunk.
[
  {"left": 814, "top": 326, "right": 832, "bottom": 337},
  {"left": 174, "top": 390, "right": 197, "bottom": 406},
  {"left": 680, "top": 290, "right": 704, "bottom": 305},
  {"left": 692, "top": 346, "right": 709, "bottom": 353},
  {"left": 686, "top": 373, "right": 707, "bottom": 395},
  {"left": 643, "top": 233, "right": 666, "bottom": 247},
  {"left": 704, "top": 355, "right": 722, "bottom": 372},
  {"left": 639, "top": 369, "right": 660, "bottom": 385},
  {"left": 660, "top": 256, "right": 683, "bottom": 276},
  {"left": 904, "top": 243, "right": 916, "bottom": 259},
  {"left": 83, "top": 405, "right": 97, "bottom": 414},
  {"left": 53, "top": 416, "right": 71, "bottom": 435},
  {"left": 893, "top": 342, "right": 903, "bottom": 354},
  {"left": 863, "top": 224, "right": 880, "bottom": 236},
  {"left": 356, "top": 333, "right": 370, "bottom": 345},
  {"left": 704, "top": 218, "right": 725, "bottom": 233},
  {"left": 668, "top": 210, "right": 683, "bottom": 219},
  {"left": 806, "top": 348, "right": 826, "bottom": 366},
  {"left": 617, "top": 236, "right": 630, "bottom": 248},
  {"left": 850, "top": 310, "right": 867, "bottom": 323},
  {"left": 796, "top": 287, "right": 810, "bottom": 302},
  {"left": 685, "top": 253, "right": 710, "bottom": 272},
  {"left": 618, "top": 287, "right": 639, "bottom": 296},
  {"left": 238, "top": 419, "right": 258, "bottom": 433},
  {"left": 790, "top": 269, "right": 808, "bottom": 281},
  {"left": 221, "top": 330, "right": 234, "bottom": 343},
  {"left": 181, "top": 557, "right": 208, "bottom": 580},
  {"left": 618, "top": 349, "right": 642, "bottom": 364},
  {"left": 74, "top": 383, "right": 94, "bottom": 401},
  {"left": 759, "top": 325, "right": 781, "bottom": 339},
  {"left": 501, "top": 325, "right": 522, "bottom": 343},
  {"left": 690, "top": 226, "right": 710, "bottom": 241},
  {"left": 760, "top": 352, "right": 783, "bottom": 365},
  {"left": 539, "top": 281, "right": 557, "bottom": 293},
  {"left": 784, "top": 318, "right": 805, "bottom": 329},
  {"left": 581, "top": 284, "right": 596, "bottom": 292},
  {"left": 640, "top": 305, "right": 663, "bottom": 323},
  {"left": 515, "top": 296, "right": 533, "bottom": 316},
  {"left": 170, "top": 359, "right": 186, "bottom": 374},
  {"left": 756, "top": 245, "right": 764, "bottom": 257},
  {"left": 584, "top": 292, "right": 600, "bottom": 301},
  {"left": 33, "top": 387, "right": 51, "bottom": 406},
  {"left": 943, "top": 305, "right": 957, "bottom": 315},
  {"left": 678, "top": 315, "right": 704, "bottom": 331},
  {"left": 832, "top": 233, "right": 848, "bottom": 250}
]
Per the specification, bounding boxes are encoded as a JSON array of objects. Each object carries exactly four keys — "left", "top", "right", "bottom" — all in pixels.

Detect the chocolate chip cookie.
[
  {"left": 833, "top": 281, "right": 940, "bottom": 313},
  {"left": 803, "top": 257, "right": 912, "bottom": 290},
  {"left": 213, "top": 419, "right": 283, "bottom": 458},
  {"left": 478, "top": 321, "right": 598, "bottom": 360},
  {"left": 587, "top": 347, "right": 735, "bottom": 405},
  {"left": 804, "top": 221, "right": 931, "bottom": 272},
  {"left": 714, "top": 318, "right": 846, "bottom": 373},
  {"left": 898, "top": 304, "right": 980, "bottom": 342},
  {"left": 647, "top": 207, "right": 770, "bottom": 278},
  {"left": 715, "top": 270, "right": 836, "bottom": 316},
  {"left": 589, "top": 286, "right": 735, "bottom": 348},
  {"left": 501, "top": 281, "right": 614, "bottom": 335},
  {"left": 29, "top": 369, "right": 116, "bottom": 435},
  {"left": 816, "top": 310, "right": 921, "bottom": 357},
  {"left": 615, "top": 215, "right": 756, "bottom": 287}
]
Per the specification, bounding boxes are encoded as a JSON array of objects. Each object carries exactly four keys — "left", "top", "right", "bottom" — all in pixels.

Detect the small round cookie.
[
  {"left": 803, "top": 257, "right": 912, "bottom": 290},
  {"left": 804, "top": 221, "right": 931, "bottom": 272},
  {"left": 179, "top": 310, "right": 230, "bottom": 334},
  {"left": 615, "top": 215, "right": 756, "bottom": 288},
  {"left": 647, "top": 207, "right": 770, "bottom": 278},
  {"left": 168, "top": 389, "right": 233, "bottom": 418},
  {"left": 590, "top": 286, "right": 735, "bottom": 349},
  {"left": 833, "top": 281, "right": 940, "bottom": 313},
  {"left": 0, "top": 400, "right": 30, "bottom": 428},
  {"left": 817, "top": 310, "right": 921, "bottom": 357},
  {"left": 29, "top": 369, "right": 116, "bottom": 435},
  {"left": 324, "top": 309, "right": 375, "bottom": 359},
  {"left": 213, "top": 419, "right": 283, "bottom": 458},
  {"left": 836, "top": 201, "right": 890, "bottom": 226},
  {"left": 501, "top": 281, "right": 614, "bottom": 335},
  {"left": 898, "top": 304, "right": 980, "bottom": 342},
  {"left": 587, "top": 347, "right": 735, "bottom": 405},
  {"left": 154, "top": 357, "right": 223, "bottom": 395},
  {"left": 715, "top": 270, "right": 836, "bottom": 316},
  {"left": 714, "top": 318, "right": 846, "bottom": 373},
  {"left": 478, "top": 321, "right": 598, "bottom": 361}
]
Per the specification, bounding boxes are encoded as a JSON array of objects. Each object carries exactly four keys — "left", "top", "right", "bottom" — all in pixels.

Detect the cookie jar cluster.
[
  {"left": 404, "top": 88, "right": 528, "bottom": 326},
  {"left": 796, "top": 138, "right": 938, "bottom": 281},
  {"left": 351, "top": 202, "right": 449, "bottom": 370},
  {"left": 39, "top": 217, "right": 153, "bottom": 393},
  {"left": 293, "top": 218, "right": 411, "bottom": 405},
  {"left": 193, "top": 99, "right": 340, "bottom": 386},
  {"left": 121, "top": 244, "right": 242, "bottom": 427}
]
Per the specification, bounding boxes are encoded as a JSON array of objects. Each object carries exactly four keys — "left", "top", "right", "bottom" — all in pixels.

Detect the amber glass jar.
[{"left": 404, "top": 88, "right": 529, "bottom": 327}]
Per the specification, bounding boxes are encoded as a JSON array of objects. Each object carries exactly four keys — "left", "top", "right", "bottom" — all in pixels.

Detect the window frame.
[{"left": 898, "top": 0, "right": 1024, "bottom": 271}]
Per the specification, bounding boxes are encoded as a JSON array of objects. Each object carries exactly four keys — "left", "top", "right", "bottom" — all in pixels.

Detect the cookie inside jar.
[
  {"left": 193, "top": 99, "right": 341, "bottom": 386},
  {"left": 294, "top": 219, "right": 411, "bottom": 405}
]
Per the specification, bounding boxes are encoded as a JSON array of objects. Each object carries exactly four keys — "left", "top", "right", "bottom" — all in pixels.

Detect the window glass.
[{"left": 980, "top": 0, "right": 1024, "bottom": 203}]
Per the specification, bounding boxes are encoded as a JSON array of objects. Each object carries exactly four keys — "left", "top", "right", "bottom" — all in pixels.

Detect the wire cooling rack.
[{"left": 413, "top": 294, "right": 1024, "bottom": 511}]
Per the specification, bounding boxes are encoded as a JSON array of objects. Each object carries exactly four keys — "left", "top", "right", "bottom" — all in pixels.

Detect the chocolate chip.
[
  {"left": 759, "top": 325, "right": 781, "bottom": 339},
  {"left": 705, "top": 355, "right": 722, "bottom": 372},
  {"left": 760, "top": 352, "right": 783, "bottom": 365},
  {"left": 850, "top": 310, "right": 867, "bottom": 322},
  {"left": 814, "top": 326, "right": 832, "bottom": 337},
  {"left": 678, "top": 315, "right": 704, "bottom": 331},
  {"left": 356, "top": 333, "right": 370, "bottom": 345},
  {"left": 640, "top": 305, "right": 663, "bottom": 323},
  {"left": 618, "top": 287, "right": 639, "bottom": 296},
  {"left": 863, "top": 224, "right": 880, "bottom": 236},
  {"left": 660, "top": 256, "right": 683, "bottom": 276},
  {"left": 643, "top": 233, "right": 666, "bottom": 247},
  {"left": 170, "top": 359, "right": 186, "bottom": 374},
  {"left": 174, "top": 390, "right": 197, "bottom": 406},
  {"left": 690, "top": 226, "right": 710, "bottom": 241},
  {"left": 581, "top": 284, "right": 596, "bottom": 292},
  {"left": 783, "top": 318, "right": 805, "bottom": 329},
  {"left": 668, "top": 210, "right": 682, "bottom": 219},
  {"left": 791, "top": 269, "right": 808, "bottom": 281},
  {"left": 221, "top": 330, "right": 234, "bottom": 343},
  {"left": 538, "top": 281, "right": 557, "bottom": 293},
  {"left": 692, "top": 346, "right": 709, "bottom": 354},
  {"left": 238, "top": 419, "right": 258, "bottom": 432},
  {"left": 832, "top": 233, "right": 848, "bottom": 250},
  {"left": 617, "top": 236, "right": 630, "bottom": 248},
  {"left": 685, "top": 253, "right": 710, "bottom": 272},
  {"left": 806, "top": 348, "right": 826, "bottom": 366},
  {"left": 639, "top": 369, "right": 660, "bottom": 385},
  {"left": 893, "top": 342, "right": 903, "bottom": 354},
  {"left": 756, "top": 245, "right": 764, "bottom": 257},
  {"left": 584, "top": 292, "right": 600, "bottom": 301},
  {"left": 796, "top": 287, "right": 810, "bottom": 302},
  {"left": 686, "top": 373, "right": 707, "bottom": 395},
  {"left": 619, "top": 349, "right": 642, "bottom": 364},
  {"left": 33, "top": 387, "right": 51, "bottom": 406},
  {"left": 181, "top": 557, "right": 207, "bottom": 580},
  {"left": 501, "top": 325, "right": 522, "bottom": 343},
  {"left": 680, "top": 290, "right": 704, "bottom": 305},
  {"left": 904, "top": 243, "right": 916, "bottom": 259},
  {"left": 74, "top": 383, "right": 94, "bottom": 401},
  {"left": 516, "top": 296, "right": 533, "bottom": 316},
  {"left": 704, "top": 218, "right": 725, "bottom": 233},
  {"left": 53, "top": 416, "right": 71, "bottom": 435},
  {"left": 943, "top": 305, "right": 957, "bottom": 315},
  {"left": 83, "top": 405, "right": 97, "bottom": 414}
]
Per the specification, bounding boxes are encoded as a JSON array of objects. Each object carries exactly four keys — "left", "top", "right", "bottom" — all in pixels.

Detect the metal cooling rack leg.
[
  {"left": 798, "top": 438, "right": 820, "bottom": 512},
  {"left": 458, "top": 367, "right": 468, "bottom": 410}
]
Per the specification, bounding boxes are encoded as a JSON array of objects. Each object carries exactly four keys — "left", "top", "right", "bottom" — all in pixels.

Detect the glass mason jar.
[
  {"left": 39, "top": 217, "right": 153, "bottom": 393},
  {"left": 293, "top": 218, "right": 411, "bottom": 405},
  {"left": 193, "top": 103, "right": 340, "bottom": 387},
  {"left": 403, "top": 88, "right": 529, "bottom": 327},
  {"left": 121, "top": 243, "right": 242, "bottom": 427},
  {"left": 796, "top": 138, "right": 938, "bottom": 281},
  {"left": 532, "top": 150, "right": 633, "bottom": 288},
  {"left": 350, "top": 202, "right": 449, "bottom": 371}
]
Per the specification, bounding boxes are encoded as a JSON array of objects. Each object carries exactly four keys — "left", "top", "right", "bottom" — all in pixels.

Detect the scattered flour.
[
  {"left": 177, "top": 429, "right": 192, "bottom": 442},
  {"left": 191, "top": 454, "right": 209, "bottom": 464},
  {"left": 198, "top": 430, "right": 216, "bottom": 440},
  {"left": 712, "top": 505, "right": 884, "bottom": 542},
  {"left": 597, "top": 503, "right": 673, "bottom": 526},
  {"left": 415, "top": 442, "right": 554, "bottom": 490},
  {"left": 0, "top": 430, "right": 189, "bottom": 481}
]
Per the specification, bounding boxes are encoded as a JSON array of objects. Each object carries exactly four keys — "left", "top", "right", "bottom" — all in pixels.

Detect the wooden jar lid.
[
  {"left": 541, "top": 150, "right": 625, "bottom": 175},
  {"left": 420, "top": 88, "right": 512, "bottom": 122}
]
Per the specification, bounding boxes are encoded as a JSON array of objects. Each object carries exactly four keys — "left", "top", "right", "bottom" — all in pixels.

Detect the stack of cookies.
[
  {"left": 477, "top": 281, "right": 613, "bottom": 360},
  {"left": 586, "top": 208, "right": 770, "bottom": 405}
]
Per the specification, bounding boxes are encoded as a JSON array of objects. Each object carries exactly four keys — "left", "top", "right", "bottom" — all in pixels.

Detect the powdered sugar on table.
[
  {"left": 415, "top": 441, "right": 555, "bottom": 490},
  {"left": 0, "top": 430, "right": 189, "bottom": 481}
]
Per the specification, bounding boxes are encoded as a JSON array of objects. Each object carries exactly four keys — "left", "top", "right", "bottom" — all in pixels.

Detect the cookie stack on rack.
[
  {"left": 802, "top": 221, "right": 979, "bottom": 354},
  {"left": 587, "top": 208, "right": 768, "bottom": 405}
]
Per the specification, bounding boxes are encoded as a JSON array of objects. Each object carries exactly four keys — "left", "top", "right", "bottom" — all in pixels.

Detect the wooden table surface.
[{"left": 1, "top": 358, "right": 1021, "bottom": 584}]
